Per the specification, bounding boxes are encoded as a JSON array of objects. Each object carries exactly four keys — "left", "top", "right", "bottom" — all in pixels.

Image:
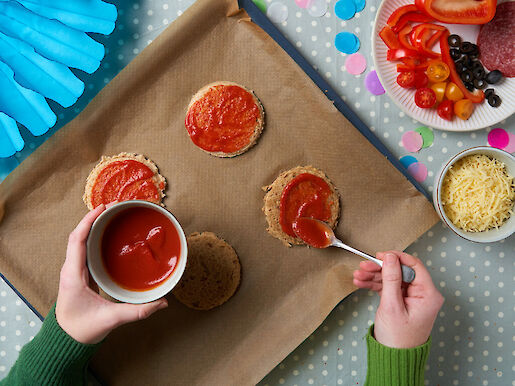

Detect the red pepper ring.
[
  {"left": 398, "top": 25, "right": 417, "bottom": 51},
  {"left": 426, "top": 30, "right": 444, "bottom": 50},
  {"left": 440, "top": 31, "right": 484, "bottom": 103},
  {"left": 387, "top": 48, "right": 420, "bottom": 61},
  {"left": 387, "top": 4, "right": 419, "bottom": 27},
  {"left": 417, "top": 0, "right": 496, "bottom": 25},
  {"left": 391, "top": 12, "right": 435, "bottom": 33}
]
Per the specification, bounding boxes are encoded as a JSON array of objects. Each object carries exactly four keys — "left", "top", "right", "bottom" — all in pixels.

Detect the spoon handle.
[{"left": 332, "top": 240, "right": 415, "bottom": 283}]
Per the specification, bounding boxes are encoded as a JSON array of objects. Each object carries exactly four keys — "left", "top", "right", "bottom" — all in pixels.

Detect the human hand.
[
  {"left": 56, "top": 204, "right": 168, "bottom": 344},
  {"left": 353, "top": 251, "right": 444, "bottom": 348}
]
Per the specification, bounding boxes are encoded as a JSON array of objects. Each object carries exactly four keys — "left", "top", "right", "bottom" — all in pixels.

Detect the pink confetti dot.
[
  {"left": 503, "top": 132, "right": 515, "bottom": 153},
  {"left": 345, "top": 53, "right": 367, "bottom": 75},
  {"left": 487, "top": 128, "right": 509, "bottom": 149},
  {"left": 402, "top": 131, "right": 423, "bottom": 153},
  {"left": 295, "top": 0, "right": 312, "bottom": 8},
  {"left": 408, "top": 162, "right": 428, "bottom": 182}
]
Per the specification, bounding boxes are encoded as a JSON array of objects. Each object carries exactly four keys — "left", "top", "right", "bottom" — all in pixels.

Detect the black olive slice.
[
  {"left": 455, "top": 62, "right": 465, "bottom": 73},
  {"left": 487, "top": 94, "right": 501, "bottom": 107},
  {"left": 484, "top": 88, "right": 495, "bottom": 98},
  {"left": 464, "top": 82, "right": 475, "bottom": 92},
  {"left": 473, "top": 67, "right": 486, "bottom": 80},
  {"left": 450, "top": 48, "right": 461, "bottom": 61},
  {"left": 460, "top": 41, "right": 473, "bottom": 53},
  {"left": 473, "top": 79, "right": 486, "bottom": 89},
  {"left": 486, "top": 70, "right": 503, "bottom": 84},
  {"left": 461, "top": 70, "right": 473, "bottom": 83},
  {"left": 448, "top": 34, "right": 461, "bottom": 47}
]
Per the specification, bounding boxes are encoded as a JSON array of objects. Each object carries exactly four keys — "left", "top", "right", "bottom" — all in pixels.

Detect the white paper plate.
[{"left": 372, "top": 0, "right": 515, "bottom": 131}]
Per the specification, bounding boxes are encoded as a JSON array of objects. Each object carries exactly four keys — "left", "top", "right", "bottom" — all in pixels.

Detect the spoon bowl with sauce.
[{"left": 293, "top": 217, "right": 416, "bottom": 283}]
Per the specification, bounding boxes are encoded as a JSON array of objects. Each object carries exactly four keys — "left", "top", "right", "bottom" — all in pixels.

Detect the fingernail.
[{"left": 384, "top": 253, "right": 396, "bottom": 265}]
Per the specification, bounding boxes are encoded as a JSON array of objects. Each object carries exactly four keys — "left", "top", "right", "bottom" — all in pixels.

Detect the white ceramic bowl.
[
  {"left": 87, "top": 200, "right": 188, "bottom": 303},
  {"left": 433, "top": 146, "right": 515, "bottom": 243}
]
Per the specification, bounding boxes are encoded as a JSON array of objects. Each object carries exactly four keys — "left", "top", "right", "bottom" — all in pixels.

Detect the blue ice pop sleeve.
[
  {"left": 0, "top": 32, "right": 84, "bottom": 108},
  {"left": 0, "top": 113, "right": 23, "bottom": 157},
  {"left": 0, "top": 60, "right": 56, "bottom": 136},
  {"left": 16, "top": 0, "right": 117, "bottom": 35},
  {"left": 0, "top": 1, "right": 104, "bottom": 73}
]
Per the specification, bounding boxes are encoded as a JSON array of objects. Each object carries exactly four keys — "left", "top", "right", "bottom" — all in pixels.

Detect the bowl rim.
[
  {"left": 434, "top": 146, "right": 515, "bottom": 243},
  {"left": 86, "top": 200, "right": 188, "bottom": 303}
]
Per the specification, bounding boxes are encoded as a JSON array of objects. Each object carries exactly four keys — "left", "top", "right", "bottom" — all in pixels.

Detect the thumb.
[
  {"left": 111, "top": 298, "right": 168, "bottom": 327},
  {"left": 380, "top": 253, "right": 404, "bottom": 311}
]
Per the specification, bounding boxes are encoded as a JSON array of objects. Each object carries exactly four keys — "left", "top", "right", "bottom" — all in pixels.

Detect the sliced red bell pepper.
[
  {"left": 397, "top": 62, "right": 430, "bottom": 72},
  {"left": 440, "top": 31, "right": 484, "bottom": 103},
  {"left": 391, "top": 12, "right": 435, "bottom": 33},
  {"left": 418, "top": 0, "right": 497, "bottom": 25},
  {"left": 386, "top": 5, "right": 419, "bottom": 27},
  {"left": 410, "top": 23, "right": 445, "bottom": 57},
  {"left": 426, "top": 30, "right": 443, "bottom": 50},
  {"left": 387, "top": 48, "right": 420, "bottom": 61},
  {"left": 398, "top": 25, "right": 417, "bottom": 51},
  {"left": 379, "top": 26, "right": 401, "bottom": 49}
]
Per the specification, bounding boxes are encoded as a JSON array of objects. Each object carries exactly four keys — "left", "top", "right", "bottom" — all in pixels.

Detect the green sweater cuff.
[
  {"left": 365, "top": 325, "right": 431, "bottom": 386},
  {"left": 7, "top": 304, "right": 100, "bottom": 386}
]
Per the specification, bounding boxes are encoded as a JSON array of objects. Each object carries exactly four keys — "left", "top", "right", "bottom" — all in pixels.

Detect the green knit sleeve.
[
  {"left": 365, "top": 325, "right": 431, "bottom": 386},
  {"left": 0, "top": 304, "right": 101, "bottom": 386}
]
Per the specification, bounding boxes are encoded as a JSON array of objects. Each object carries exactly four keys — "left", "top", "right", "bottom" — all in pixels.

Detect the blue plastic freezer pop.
[
  {"left": 0, "top": 32, "right": 84, "bottom": 108},
  {"left": 0, "top": 60, "right": 56, "bottom": 136},
  {"left": 16, "top": 0, "right": 117, "bottom": 35},
  {"left": 0, "top": 1, "right": 104, "bottom": 73},
  {"left": 0, "top": 112, "right": 23, "bottom": 157}
]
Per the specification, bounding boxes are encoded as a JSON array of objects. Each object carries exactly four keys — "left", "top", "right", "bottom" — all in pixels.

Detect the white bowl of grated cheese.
[{"left": 434, "top": 146, "right": 515, "bottom": 243}]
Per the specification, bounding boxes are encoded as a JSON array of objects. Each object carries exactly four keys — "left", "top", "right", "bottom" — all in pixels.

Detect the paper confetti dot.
[
  {"left": 267, "top": 2, "right": 288, "bottom": 23},
  {"left": 345, "top": 53, "right": 367, "bottom": 75},
  {"left": 408, "top": 162, "right": 428, "bottom": 182},
  {"left": 335, "top": 0, "right": 356, "bottom": 20},
  {"left": 335, "top": 32, "right": 360, "bottom": 54},
  {"left": 252, "top": 0, "right": 268, "bottom": 13},
  {"left": 354, "top": 0, "right": 366, "bottom": 12},
  {"left": 364, "top": 70, "right": 385, "bottom": 95},
  {"left": 400, "top": 155, "right": 418, "bottom": 169},
  {"left": 295, "top": 0, "right": 312, "bottom": 8},
  {"left": 415, "top": 126, "right": 434, "bottom": 148},
  {"left": 502, "top": 132, "right": 515, "bottom": 153},
  {"left": 402, "top": 131, "right": 423, "bottom": 153},
  {"left": 308, "top": 0, "right": 328, "bottom": 17},
  {"left": 487, "top": 128, "right": 509, "bottom": 149}
]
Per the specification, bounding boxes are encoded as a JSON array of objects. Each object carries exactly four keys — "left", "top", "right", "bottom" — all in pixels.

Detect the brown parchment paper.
[{"left": 0, "top": 0, "right": 439, "bottom": 384}]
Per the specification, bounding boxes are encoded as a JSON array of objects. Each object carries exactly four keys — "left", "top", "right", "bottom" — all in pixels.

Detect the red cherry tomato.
[
  {"left": 415, "top": 87, "right": 436, "bottom": 108},
  {"left": 397, "top": 71, "right": 416, "bottom": 88},
  {"left": 414, "top": 71, "right": 429, "bottom": 88},
  {"left": 437, "top": 100, "right": 454, "bottom": 120}
]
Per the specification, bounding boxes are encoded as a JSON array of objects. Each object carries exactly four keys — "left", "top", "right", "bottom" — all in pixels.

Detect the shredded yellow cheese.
[{"left": 441, "top": 154, "right": 515, "bottom": 232}]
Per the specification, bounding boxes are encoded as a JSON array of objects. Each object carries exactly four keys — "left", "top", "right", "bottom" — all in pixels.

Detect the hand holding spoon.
[{"left": 292, "top": 218, "right": 416, "bottom": 283}]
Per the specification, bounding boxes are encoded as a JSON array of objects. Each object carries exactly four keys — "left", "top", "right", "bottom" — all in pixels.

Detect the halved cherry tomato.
[
  {"left": 437, "top": 100, "right": 454, "bottom": 121},
  {"left": 387, "top": 5, "right": 419, "bottom": 27},
  {"left": 454, "top": 99, "right": 474, "bottom": 120},
  {"left": 397, "top": 71, "right": 416, "bottom": 88},
  {"left": 440, "top": 31, "right": 484, "bottom": 103},
  {"left": 379, "top": 26, "right": 401, "bottom": 49},
  {"left": 426, "top": 60, "right": 450, "bottom": 83},
  {"left": 414, "top": 71, "right": 429, "bottom": 88},
  {"left": 430, "top": 82, "right": 447, "bottom": 103},
  {"left": 415, "top": 87, "right": 436, "bottom": 108},
  {"left": 445, "top": 82, "right": 464, "bottom": 102}
]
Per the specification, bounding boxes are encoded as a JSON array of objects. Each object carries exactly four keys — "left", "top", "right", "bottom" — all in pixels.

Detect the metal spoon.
[{"left": 293, "top": 218, "right": 416, "bottom": 283}]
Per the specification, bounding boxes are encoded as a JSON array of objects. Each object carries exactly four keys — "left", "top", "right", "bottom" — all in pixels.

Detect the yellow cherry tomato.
[
  {"left": 454, "top": 99, "right": 474, "bottom": 120},
  {"left": 445, "top": 82, "right": 465, "bottom": 102},
  {"left": 426, "top": 60, "right": 450, "bottom": 83},
  {"left": 431, "top": 82, "right": 448, "bottom": 103}
]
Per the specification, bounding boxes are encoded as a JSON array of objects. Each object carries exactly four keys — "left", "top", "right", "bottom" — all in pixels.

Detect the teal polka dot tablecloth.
[{"left": 1, "top": 1, "right": 514, "bottom": 385}]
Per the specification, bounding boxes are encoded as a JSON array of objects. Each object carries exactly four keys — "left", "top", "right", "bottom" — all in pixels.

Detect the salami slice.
[{"left": 477, "top": 1, "right": 515, "bottom": 77}]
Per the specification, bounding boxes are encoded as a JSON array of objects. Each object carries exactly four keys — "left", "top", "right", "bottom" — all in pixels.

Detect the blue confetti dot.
[
  {"left": 335, "top": 0, "right": 356, "bottom": 20},
  {"left": 354, "top": 0, "right": 366, "bottom": 12},
  {"left": 335, "top": 32, "right": 360, "bottom": 54},
  {"left": 400, "top": 155, "right": 418, "bottom": 169}
]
